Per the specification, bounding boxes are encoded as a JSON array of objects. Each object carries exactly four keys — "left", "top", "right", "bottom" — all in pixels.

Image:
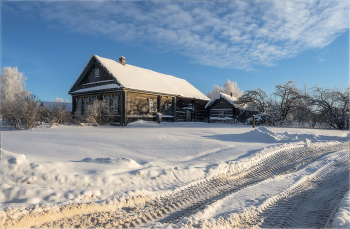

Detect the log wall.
[{"left": 176, "top": 98, "right": 208, "bottom": 122}]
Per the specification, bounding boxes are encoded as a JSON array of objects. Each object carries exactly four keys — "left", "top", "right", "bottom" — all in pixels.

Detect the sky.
[{"left": 1, "top": 0, "right": 349, "bottom": 102}]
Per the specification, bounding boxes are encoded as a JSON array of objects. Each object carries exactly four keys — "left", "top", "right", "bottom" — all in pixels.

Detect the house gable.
[
  {"left": 80, "top": 61, "right": 115, "bottom": 85},
  {"left": 210, "top": 98, "right": 235, "bottom": 109},
  {"left": 69, "top": 56, "right": 121, "bottom": 94}
]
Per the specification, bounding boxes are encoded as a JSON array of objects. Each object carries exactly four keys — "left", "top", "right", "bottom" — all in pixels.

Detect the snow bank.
[
  {"left": 333, "top": 191, "right": 350, "bottom": 228},
  {"left": 81, "top": 157, "right": 141, "bottom": 168}
]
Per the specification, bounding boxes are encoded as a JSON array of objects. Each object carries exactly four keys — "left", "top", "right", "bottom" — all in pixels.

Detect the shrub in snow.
[
  {"left": 84, "top": 99, "right": 106, "bottom": 126},
  {"left": 48, "top": 103, "right": 72, "bottom": 125},
  {"left": 309, "top": 86, "right": 349, "bottom": 130},
  {"left": 207, "top": 79, "right": 243, "bottom": 99}
]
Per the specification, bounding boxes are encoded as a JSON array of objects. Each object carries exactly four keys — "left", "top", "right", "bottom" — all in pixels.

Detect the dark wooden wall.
[
  {"left": 126, "top": 92, "right": 157, "bottom": 116},
  {"left": 72, "top": 91, "right": 208, "bottom": 125},
  {"left": 176, "top": 98, "right": 207, "bottom": 122},
  {"left": 125, "top": 92, "right": 176, "bottom": 123},
  {"left": 208, "top": 99, "right": 234, "bottom": 122},
  {"left": 208, "top": 98, "right": 258, "bottom": 123},
  {"left": 80, "top": 62, "right": 115, "bottom": 85}
]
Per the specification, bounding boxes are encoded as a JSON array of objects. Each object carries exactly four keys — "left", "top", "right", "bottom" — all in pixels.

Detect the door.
[{"left": 185, "top": 109, "right": 192, "bottom": 122}]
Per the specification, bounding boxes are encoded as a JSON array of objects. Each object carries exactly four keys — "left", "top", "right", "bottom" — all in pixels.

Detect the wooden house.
[
  {"left": 205, "top": 92, "right": 258, "bottom": 123},
  {"left": 68, "top": 55, "right": 209, "bottom": 125}
]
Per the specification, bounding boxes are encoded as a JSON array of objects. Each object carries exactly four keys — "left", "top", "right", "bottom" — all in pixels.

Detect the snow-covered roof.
[
  {"left": 70, "top": 55, "right": 209, "bottom": 100},
  {"left": 205, "top": 92, "right": 240, "bottom": 109}
]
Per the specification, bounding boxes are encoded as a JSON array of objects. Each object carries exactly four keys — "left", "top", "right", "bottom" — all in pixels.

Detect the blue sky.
[{"left": 1, "top": 0, "right": 349, "bottom": 102}]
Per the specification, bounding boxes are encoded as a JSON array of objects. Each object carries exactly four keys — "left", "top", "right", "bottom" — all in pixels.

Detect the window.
[
  {"left": 83, "top": 98, "right": 89, "bottom": 115},
  {"left": 219, "top": 111, "right": 224, "bottom": 118},
  {"left": 164, "top": 103, "right": 168, "bottom": 110},
  {"left": 91, "top": 97, "right": 97, "bottom": 105},
  {"left": 149, "top": 98, "right": 155, "bottom": 113},
  {"left": 95, "top": 68, "right": 99, "bottom": 78},
  {"left": 105, "top": 98, "right": 110, "bottom": 111},
  {"left": 112, "top": 96, "right": 118, "bottom": 113},
  {"left": 76, "top": 98, "right": 82, "bottom": 115}
]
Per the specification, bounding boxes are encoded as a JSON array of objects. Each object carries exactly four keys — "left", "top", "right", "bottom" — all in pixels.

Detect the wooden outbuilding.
[
  {"left": 205, "top": 92, "right": 258, "bottom": 123},
  {"left": 68, "top": 55, "right": 209, "bottom": 125}
]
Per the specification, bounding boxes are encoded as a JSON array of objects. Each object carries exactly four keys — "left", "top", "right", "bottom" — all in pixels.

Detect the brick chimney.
[{"left": 119, "top": 56, "right": 126, "bottom": 66}]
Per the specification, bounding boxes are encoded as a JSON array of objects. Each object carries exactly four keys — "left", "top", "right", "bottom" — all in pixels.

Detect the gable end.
[
  {"left": 210, "top": 98, "right": 235, "bottom": 109},
  {"left": 69, "top": 56, "right": 121, "bottom": 94}
]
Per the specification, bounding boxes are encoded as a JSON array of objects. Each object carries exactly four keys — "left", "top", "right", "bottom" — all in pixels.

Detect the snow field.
[{"left": 0, "top": 122, "right": 349, "bottom": 227}]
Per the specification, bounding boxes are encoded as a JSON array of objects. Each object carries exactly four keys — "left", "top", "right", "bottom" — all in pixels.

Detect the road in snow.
[{"left": 0, "top": 121, "right": 349, "bottom": 228}]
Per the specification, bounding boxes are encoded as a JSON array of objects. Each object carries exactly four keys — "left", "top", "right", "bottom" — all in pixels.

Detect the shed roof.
[
  {"left": 70, "top": 55, "right": 209, "bottom": 100},
  {"left": 205, "top": 92, "right": 240, "bottom": 109}
]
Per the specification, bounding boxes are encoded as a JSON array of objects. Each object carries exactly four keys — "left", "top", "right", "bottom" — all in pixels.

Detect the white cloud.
[{"left": 6, "top": 0, "right": 349, "bottom": 70}]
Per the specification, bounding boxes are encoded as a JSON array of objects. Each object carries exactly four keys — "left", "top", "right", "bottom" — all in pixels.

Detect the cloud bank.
[{"left": 7, "top": 0, "right": 349, "bottom": 70}]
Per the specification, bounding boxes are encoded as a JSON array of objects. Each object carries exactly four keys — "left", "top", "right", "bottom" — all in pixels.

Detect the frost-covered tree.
[
  {"left": 207, "top": 79, "right": 243, "bottom": 99},
  {"left": 55, "top": 97, "right": 64, "bottom": 102},
  {"left": 0, "top": 67, "right": 29, "bottom": 102},
  {"left": 236, "top": 88, "right": 268, "bottom": 112},
  {"left": 0, "top": 67, "right": 40, "bottom": 129},
  {"left": 0, "top": 67, "right": 31, "bottom": 128}
]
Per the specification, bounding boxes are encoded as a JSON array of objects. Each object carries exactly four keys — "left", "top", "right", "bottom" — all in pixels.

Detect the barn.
[
  {"left": 68, "top": 55, "right": 209, "bottom": 125},
  {"left": 205, "top": 92, "right": 258, "bottom": 123}
]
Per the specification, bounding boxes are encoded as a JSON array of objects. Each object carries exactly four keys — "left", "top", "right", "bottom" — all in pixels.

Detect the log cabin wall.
[
  {"left": 159, "top": 96, "right": 174, "bottom": 121},
  {"left": 207, "top": 97, "right": 259, "bottom": 123},
  {"left": 126, "top": 92, "right": 158, "bottom": 123},
  {"left": 193, "top": 100, "right": 208, "bottom": 122},
  {"left": 208, "top": 98, "right": 234, "bottom": 122},
  {"left": 176, "top": 98, "right": 207, "bottom": 122}
]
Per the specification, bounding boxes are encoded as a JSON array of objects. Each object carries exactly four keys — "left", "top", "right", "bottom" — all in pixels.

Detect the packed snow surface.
[
  {"left": 0, "top": 121, "right": 348, "bottom": 227},
  {"left": 333, "top": 191, "right": 350, "bottom": 228}
]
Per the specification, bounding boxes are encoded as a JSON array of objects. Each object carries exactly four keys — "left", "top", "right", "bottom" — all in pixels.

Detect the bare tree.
[
  {"left": 273, "top": 81, "right": 304, "bottom": 123},
  {"left": 236, "top": 88, "right": 268, "bottom": 112},
  {"left": 309, "top": 86, "right": 349, "bottom": 130},
  {"left": 22, "top": 94, "right": 40, "bottom": 129},
  {"left": 207, "top": 79, "right": 243, "bottom": 99}
]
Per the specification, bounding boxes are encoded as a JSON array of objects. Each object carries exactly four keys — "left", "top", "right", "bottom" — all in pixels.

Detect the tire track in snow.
[
  {"left": 202, "top": 153, "right": 350, "bottom": 228},
  {"left": 258, "top": 154, "right": 350, "bottom": 228},
  {"left": 34, "top": 142, "right": 347, "bottom": 228}
]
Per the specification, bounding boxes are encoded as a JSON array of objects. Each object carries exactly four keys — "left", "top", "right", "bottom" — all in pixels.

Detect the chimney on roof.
[
  {"left": 230, "top": 92, "right": 233, "bottom": 97},
  {"left": 119, "top": 56, "right": 126, "bottom": 66}
]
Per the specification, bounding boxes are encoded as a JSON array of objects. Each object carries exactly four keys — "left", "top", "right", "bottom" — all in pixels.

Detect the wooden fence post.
[{"left": 252, "top": 115, "right": 255, "bottom": 128}]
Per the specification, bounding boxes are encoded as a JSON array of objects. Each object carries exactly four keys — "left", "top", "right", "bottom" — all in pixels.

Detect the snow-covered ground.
[{"left": 0, "top": 121, "right": 348, "bottom": 227}]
